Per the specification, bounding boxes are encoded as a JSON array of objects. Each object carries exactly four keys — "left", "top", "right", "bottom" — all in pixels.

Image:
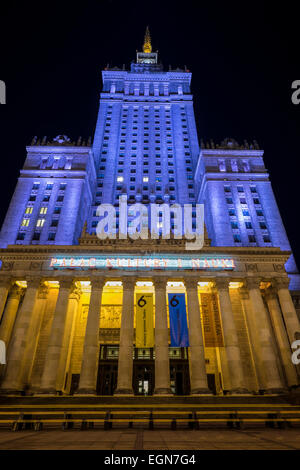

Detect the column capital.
[
  {"left": 153, "top": 277, "right": 168, "bottom": 290},
  {"left": 9, "top": 284, "right": 24, "bottom": 300},
  {"left": 121, "top": 277, "right": 136, "bottom": 290},
  {"left": 57, "top": 278, "right": 75, "bottom": 290},
  {"left": 25, "top": 277, "right": 43, "bottom": 289},
  {"left": 264, "top": 286, "right": 278, "bottom": 301},
  {"left": 90, "top": 277, "right": 106, "bottom": 290},
  {"left": 245, "top": 277, "right": 262, "bottom": 290},
  {"left": 184, "top": 278, "right": 199, "bottom": 290},
  {"left": 0, "top": 278, "right": 12, "bottom": 289},
  {"left": 37, "top": 282, "right": 49, "bottom": 300},
  {"left": 272, "top": 277, "right": 290, "bottom": 290},
  {"left": 214, "top": 277, "right": 230, "bottom": 290}
]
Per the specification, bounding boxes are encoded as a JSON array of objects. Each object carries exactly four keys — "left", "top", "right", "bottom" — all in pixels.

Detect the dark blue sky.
[{"left": 0, "top": 1, "right": 299, "bottom": 263}]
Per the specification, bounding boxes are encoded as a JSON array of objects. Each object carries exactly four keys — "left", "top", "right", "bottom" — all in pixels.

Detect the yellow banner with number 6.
[{"left": 136, "top": 293, "right": 154, "bottom": 348}]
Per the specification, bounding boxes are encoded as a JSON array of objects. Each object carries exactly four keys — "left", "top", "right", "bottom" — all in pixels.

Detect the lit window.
[
  {"left": 117, "top": 176, "right": 124, "bottom": 182},
  {"left": 25, "top": 207, "right": 33, "bottom": 215},
  {"left": 40, "top": 207, "right": 48, "bottom": 215},
  {"left": 143, "top": 177, "right": 149, "bottom": 183},
  {"left": 36, "top": 219, "right": 45, "bottom": 227},
  {"left": 21, "top": 219, "right": 30, "bottom": 227}
]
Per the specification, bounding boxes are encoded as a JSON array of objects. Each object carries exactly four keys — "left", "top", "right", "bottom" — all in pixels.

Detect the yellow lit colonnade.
[{"left": 0, "top": 268, "right": 299, "bottom": 397}]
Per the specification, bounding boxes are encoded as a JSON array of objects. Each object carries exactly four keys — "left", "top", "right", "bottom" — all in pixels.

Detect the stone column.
[
  {"left": 247, "top": 278, "right": 285, "bottom": 393},
  {"left": 265, "top": 287, "right": 298, "bottom": 388},
  {"left": 0, "top": 278, "right": 41, "bottom": 393},
  {"left": 185, "top": 279, "right": 210, "bottom": 394},
  {"left": 21, "top": 283, "right": 49, "bottom": 389},
  {"left": 239, "top": 287, "right": 264, "bottom": 392},
  {"left": 56, "top": 285, "right": 81, "bottom": 392},
  {"left": 0, "top": 279, "right": 11, "bottom": 322},
  {"left": 275, "top": 278, "right": 300, "bottom": 344},
  {"left": 0, "top": 284, "right": 23, "bottom": 346},
  {"left": 39, "top": 279, "right": 74, "bottom": 394},
  {"left": 153, "top": 277, "right": 172, "bottom": 395},
  {"left": 114, "top": 277, "right": 135, "bottom": 395},
  {"left": 215, "top": 278, "right": 248, "bottom": 393},
  {"left": 78, "top": 278, "right": 105, "bottom": 394}
]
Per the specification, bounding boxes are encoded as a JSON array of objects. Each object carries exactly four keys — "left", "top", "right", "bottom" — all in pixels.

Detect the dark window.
[
  {"left": 17, "top": 232, "right": 25, "bottom": 240},
  {"left": 231, "top": 222, "right": 238, "bottom": 229},
  {"left": 32, "top": 232, "right": 40, "bottom": 241},
  {"left": 245, "top": 222, "right": 252, "bottom": 229},
  {"left": 233, "top": 234, "right": 241, "bottom": 243},
  {"left": 260, "top": 222, "right": 267, "bottom": 229},
  {"left": 263, "top": 235, "right": 271, "bottom": 243},
  {"left": 248, "top": 235, "right": 256, "bottom": 243},
  {"left": 48, "top": 232, "right": 56, "bottom": 241},
  {"left": 51, "top": 220, "right": 58, "bottom": 227}
]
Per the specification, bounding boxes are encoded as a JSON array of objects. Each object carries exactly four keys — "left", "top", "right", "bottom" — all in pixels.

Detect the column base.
[
  {"left": 191, "top": 388, "right": 212, "bottom": 396},
  {"left": 114, "top": 388, "right": 134, "bottom": 396},
  {"left": 264, "top": 388, "right": 287, "bottom": 395},
  {"left": 153, "top": 388, "right": 173, "bottom": 396},
  {"left": 230, "top": 388, "right": 250, "bottom": 395},
  {"left": 35, "top": 388, "right": 59, "bottom": 396},
  {"left": 0, "top": 389, "right": 23, "bottom": 396},
  {"left": 75, "top": 389, "right": 97, "bottom": 396}
]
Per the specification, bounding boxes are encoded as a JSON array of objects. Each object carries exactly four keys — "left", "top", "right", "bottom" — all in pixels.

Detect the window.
[
  {"left": 250, "top": 186, "right": 257, "bottom": 193},
  {"left": 32, "top": 232, "right": 40, "bottom": 241},
  {"left": 260, "top": 222, "right": 267, "bottom": 229},
  {"left": 46, "top": 184, "right": 53, "bottom": 190},
  {"left": 228, "top": 209, "right": 235, "bottom": 216},
  {"left": 253, "top": 198, "right": 260, "bottom": 205},
  {"left": 17, "top": 232, "right": 25, "bottom": 241},
  {"left": 54, "top": 207, "right": 61, "bottom": 214},
  {"left": 32, "top": 183, "right": 40, "bottom": 190},
  {"left": 231, "top": 222, "right": 238, "bottom": 229},
  {"left": 25, "top": 207, "right": 33, "bottom": 214},
  {"left": 240, "top": 198, "right": 247, "bottom": 204},
  {"left": 245, "top": 222, "right": 252, "bottom": 229},
  {"left": 21, "top": 219, "right": 30, "bottom": 227},
  {"left": 248, "top": 235, "right": 256, "bottom": 243},
  {"left": 242, "top": 210, "right": 249, "bottom": 216},
  {"left": 29, "top": 196, "right": 36, "bottom": 202},
  {"left": 143, "top": 177, "right": 149, "bottom": 182},
  {"left": 36, "top": 219, "right": 45, "bottom": 227},
  {"left": 48, "top": 233, "right": 56, "bottom": 241},
  {"left": 40, "top": 207, "right": 48, "bottom": 215},
  {"left": 256, "top": 210, "right": 264, "bottom": 216},
  {"left": 224, "top": 186, "right": 231, "bottom": 193},
  {"left": 237, "top": 186, "right": 244, "bottom": 193},
  {"left": 117, "top": 176, "right": 124, "bottom": 182},
  {"left": 57, "top": 195, "right": 64, "bottom": 202},
  {"left": 263, "top": 235, "right": 271, "bottom": 243},
  {"left": 226, "top": 197, "right": 233, "bottom": 204},
  {"left": 51, "top": 220, "right": 58, "bottom": 227},
  {"left": 43, "top": 195, "right": 50, "bottom": 202},
  {"left": 233, "top": 234, "right": 241, "bottom": 243}
]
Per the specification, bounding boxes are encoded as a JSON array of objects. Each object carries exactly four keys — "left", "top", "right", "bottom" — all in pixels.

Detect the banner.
[
  {"left": 200, "top": 293, "right": 224, "bottom": 347},
  {"left": 135, "top": 293, "right": 154, "bottom": 347},
  {"left": 168, "top": 293, "right": 189, "bottom": 347}
]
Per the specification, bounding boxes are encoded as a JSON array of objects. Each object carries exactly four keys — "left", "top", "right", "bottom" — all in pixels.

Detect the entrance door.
[
  {"left": 207, "top": 373, "right": 217, "bottom": 395},
  {"left": 170, "top": 361, "right": 190, "bottom": 395},
  {"left": 133, "top": 362, "right": 154, "bottom": 395},
  {"left": 97, "top": 362, "right": 118, "bottom": 395}
]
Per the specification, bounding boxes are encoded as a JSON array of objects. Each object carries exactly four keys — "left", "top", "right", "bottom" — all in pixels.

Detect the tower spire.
[{"left": 143, "top": 26, "right": 152, "bottom": 53}]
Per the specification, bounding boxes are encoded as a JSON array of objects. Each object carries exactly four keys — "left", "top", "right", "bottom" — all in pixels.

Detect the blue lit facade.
[{"left": 0, "top": 41, "right": 299, "bottom": 291}]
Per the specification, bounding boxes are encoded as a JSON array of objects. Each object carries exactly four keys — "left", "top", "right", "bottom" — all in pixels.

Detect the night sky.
[{"left": 0, "top": 1, "right": 299, "bottom": 264}]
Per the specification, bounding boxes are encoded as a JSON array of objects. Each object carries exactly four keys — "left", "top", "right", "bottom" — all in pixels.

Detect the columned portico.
[{"left": 114, "top": 277, "right": 136, "bottom": 395}]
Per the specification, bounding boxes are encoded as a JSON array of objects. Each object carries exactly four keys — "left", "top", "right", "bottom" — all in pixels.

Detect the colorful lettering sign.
[{"left": 135, "top": 294, "right": 154, "bottom": 348}]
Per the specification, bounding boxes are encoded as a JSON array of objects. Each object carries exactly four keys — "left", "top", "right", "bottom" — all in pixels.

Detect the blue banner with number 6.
[{"left": 168, "top": 293, "right": 189, "bottom": 347}]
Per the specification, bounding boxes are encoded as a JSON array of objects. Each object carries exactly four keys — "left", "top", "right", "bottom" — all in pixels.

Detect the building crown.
[{"left": 143, "top": 26, "right": 152, "bottom": 53}]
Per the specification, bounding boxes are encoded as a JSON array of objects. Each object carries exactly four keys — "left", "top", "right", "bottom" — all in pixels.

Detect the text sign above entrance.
[{"left": 50, "top": 256, "right": 235, "bottom": 270}]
